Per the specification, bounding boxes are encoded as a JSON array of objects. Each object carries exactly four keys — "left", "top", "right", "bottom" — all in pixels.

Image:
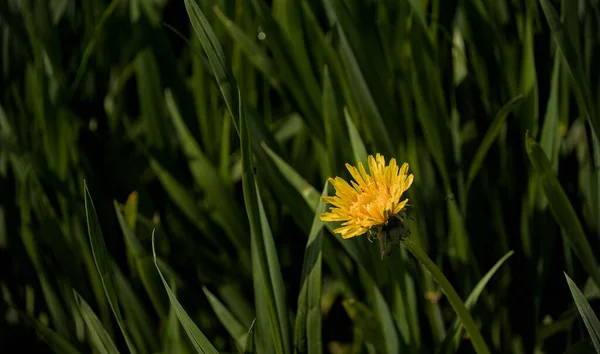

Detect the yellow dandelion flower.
[{"left": 320, "top": 153, "right": 414, "bottom": 239}]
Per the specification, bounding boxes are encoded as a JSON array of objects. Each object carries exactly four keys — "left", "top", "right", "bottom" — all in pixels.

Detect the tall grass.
[{"left": 1, "top": 0, "right": 600, "bottom": 353}]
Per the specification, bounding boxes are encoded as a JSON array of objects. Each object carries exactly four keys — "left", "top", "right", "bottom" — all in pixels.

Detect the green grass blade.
[
  {"left": 539, "top": 0, "right": 598, "bottom": 137},
  {"left": 202, "top": 286, "right": 248, "bottom": 351},
  {"left": 328, "top": 8, "right": 394, "bottom": 156},
  {"left": 466, "top": 94, "right": 524, "bottom": 191},
  {"left": 183, "top": 0, "right": 239, "bottom": 133},
  {"left": 148, "top": 158, "right": 213, "bottom": 235},
  {"left": 294, "top": 182, "right": 327, "bottom": 354},
  {"left": 9, "top": 302, "right": 81, "bottom": 354},
  {"left": 84, "top": 181, "right": 137, "bottom": 353},
  {"left": 539, "top": 49, "right": 562, "bottom": 173},
  {"left": 440, "top": 250, "right": 515, "bottom": 353},
  {"left": 344, "top": 107, "right": 368, "bottom": 166},
  {"left": 565, "top": 273, "right": 600, "bottom": 352},
  {"left": 244, "top": 319, "right": 257, "bottom": 354},
  {"left": 113, "top": 265, "right": 159, "bottom": 353},
  {"left": 114, "top": 202, "right": 169, "bottom": 319},
  {"left": 151, "top": 231, "right": 220, "bottom": 354},
  {"left": 261, "top": 142, "right": 320, "bottom": 210},
  {"left": 240, "top": 89, "right": 290, "bottom": 354},
  {"left": 73, "top": 291, "right": 120, "bottom": 354},
  {"left": 212, "top": 6, "right": 279, "bottom": 89},
  {"left": 164, "top": 89, "right": 248, "bottom": 253},
  {"left": 526, "top": 135, "right": 600, "bottom": 288}
]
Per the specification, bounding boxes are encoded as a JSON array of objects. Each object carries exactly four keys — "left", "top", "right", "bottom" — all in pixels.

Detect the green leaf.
[
  {"left": 440, "top": 250, "right": 515, "bottom": 352},
  {"left": 261, "top": 142, "right": 320, "bottom": 210},
  {"left": 294, "top": 182, "right": 327, "bottom": 354},
  {"left": 183, "top": 0, "right": 240, "bottom": 133},
  {"left": 212, "top": 6, "right": 279, "bottom": 89},
  {"left": 114, "top": 202, "right": 169, "bottom": 319},
  {"left": 148, "top": 158, "right": 213, "bottom": 235},
  {"left": 525, "top": 135, "right": 600, "bottom": 288},
  {"left": 466, "top": 95, "right": 524, "bottom": 191},
  {"left": 84, "top": 181, "right": 137, "bottom": 353},
  {"left": 165, "top": 89, "right": 248, "bottom": 254},
  {"left": 151, "top": 231, "right": 220, "bottom": 354},
  {"left": 202, "top": 287, "right": 248, "bottom": 351},
  {"left": 9, "top": 302, "right": 81, "bottom": 354},
  {"left": 74, "top": 291, "right": 120, "bottom": 354},
  {"left": 565, "top": 273, "right": 600, "bottom": 352},
  {"left": 113, "top": 265, "right": 159, "bottom": 353},
  {"left": 240, "top": 89, "right": 290, "bottom": 354},
  {"left": 344, "top": 107, "right": 368, "bottom": 166},
  {"left": 244, "top": 319, "right": 257, "bottom": 354},
  {"left": 326, "top": 2, "right": 394, "bottom": 156},
  {"left": 539, "top": 0, "right": 599, "bottom": 138}
]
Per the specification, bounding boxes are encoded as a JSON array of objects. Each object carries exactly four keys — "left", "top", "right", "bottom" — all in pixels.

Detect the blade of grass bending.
[
  {"left": 539, "top": 0, "right": 599, "bottom": 138},
  {"left": 151, "top": 231, "right": 220, "bottom": 354},
  {"left": 439, "top": 250, "right": 515, "bottom": 353},
  {"left": 240, "top": 89, "right": 290, "bottom": 354},
  {"left": 73, "top": 292, "right": 120, "bottom": 354},
  {"left": 202, "top": 287, "right": 248, "bottom": 351},
  {"left": 466, "top": 95, "right": 524, "bottom": 191},
  {"left": 525, "top": 135, "right": 600, "bottom": 288},
  {"left": 9, "top": 302, "right": 81, "bottom": 354},
  {"left": 294, "top": 182, "right": 327, "bottom": 354},
  {"left": 565, "top": 273, "right": 600, "bottom": 352},
  {"left": 84, "top": 181, "right": 137, "bottom": 353}
]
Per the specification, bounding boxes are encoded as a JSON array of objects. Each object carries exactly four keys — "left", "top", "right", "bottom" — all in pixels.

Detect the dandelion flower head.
[{"left": 320, "top": 154, "right": 414, "bottom": 239}]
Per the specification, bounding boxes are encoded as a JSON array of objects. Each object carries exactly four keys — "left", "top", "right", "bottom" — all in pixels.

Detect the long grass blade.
[
  {"left": 526, "top": 135, "right": 600, "bottom": 288},
  {"left": 151, "top": 231, "right": 220, "bottom": 354},
  {"left": 84, "top": 181, "right": 137, "bottom": 353},
  {"left": 565, "top": 273, "right": 600, "bottom": 352}
]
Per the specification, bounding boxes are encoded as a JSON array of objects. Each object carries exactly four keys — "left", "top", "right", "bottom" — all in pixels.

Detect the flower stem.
[{"left": 401, "top": 237, "right": 491, "bottom": 354}]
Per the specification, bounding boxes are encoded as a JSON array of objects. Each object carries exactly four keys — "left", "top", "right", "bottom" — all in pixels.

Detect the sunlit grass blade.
[
  {"left": 539, "top": 0, "right": 599, "bottom": 137},
  {"left": 202, "top": 286, "right": 248, "bottom": 351},
  {"left": 84, "top": 181, "right": 137, "bottom": 353},
  {"left": 440, "top": 250, "right": 515, "bottom": 353},
  {"left": 151, "top": 231, "right": 220, "bottom": 354},
  {"left": 8, "top": 302, "right": 81, "bottom": 354},
  {"left": 525, "top": 135, "right": 600, "bottom": 288},
  {"left": 565, "top": 273, "right": 600, "bottom": 352},
  {"left": 73, "top": 291, "right": 120, "bottom": 354},
  {"left": 466, "top": 95, "right": 524, "bottom": 191},
  {"left": 240, "top": 89, "right": 290, "bottom": 354},
  {"left": 294, "top": 182, "right": 327, "bottom": 354}
]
